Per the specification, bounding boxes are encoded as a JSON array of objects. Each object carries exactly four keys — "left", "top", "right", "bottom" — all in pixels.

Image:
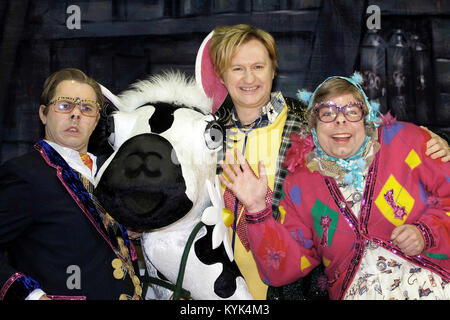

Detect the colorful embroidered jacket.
[
  {"left": 245, "top": 121, "right": 450, "bottom": 300},
  {"left": 0, "top": 140, "right": 141, "bottom": 300}
]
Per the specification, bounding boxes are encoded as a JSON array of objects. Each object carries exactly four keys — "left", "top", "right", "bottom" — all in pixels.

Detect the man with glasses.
[{"left": 0, "top": 68, "right": 142, "bottom": 300}]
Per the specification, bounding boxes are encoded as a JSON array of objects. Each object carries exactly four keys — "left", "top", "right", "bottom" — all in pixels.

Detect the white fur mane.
[{"left": 117, "top": 71, "right": 213, "bottom": 113}]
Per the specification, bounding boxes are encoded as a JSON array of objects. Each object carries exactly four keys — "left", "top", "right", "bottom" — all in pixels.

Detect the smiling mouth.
[
  {"left": 332, "top": 134, "right": 351, "bottom": 142},
  {"left": 240, "top": 86, "right": 259, "bottom": 92}
]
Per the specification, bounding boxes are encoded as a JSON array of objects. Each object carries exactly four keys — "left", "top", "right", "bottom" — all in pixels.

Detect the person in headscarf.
[{"left": 219, "top": 73, "right": 450, "bottom": 300}]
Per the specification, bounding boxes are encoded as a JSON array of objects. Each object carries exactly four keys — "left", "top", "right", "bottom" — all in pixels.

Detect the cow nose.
[
  {"left": 125, "top": 152, "right": 162, "bottom": 179},
  {"left": 114, "top": 133, "right": 182, "bottom": 185}
]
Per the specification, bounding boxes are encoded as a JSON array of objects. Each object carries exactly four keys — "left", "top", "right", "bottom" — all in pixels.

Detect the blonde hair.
[
  {"left": 40, "top": 68, "right": 104, "bottom": 115},
  {"left": 209, "top": 24, "right": 278, "bottom": 78},
  {"left": 307, "top": 78, "right": 368, "bottom": 128}
]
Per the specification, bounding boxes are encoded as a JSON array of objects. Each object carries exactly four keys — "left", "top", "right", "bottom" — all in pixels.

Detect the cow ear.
[
  {"left": 195, "top": 31, "right": 228, "bottom": 114},
  {"left": 88, "top": 84, "right": 120, "bottom": 164},
  {"left": 100, "top": 84, "right": 121, "bottom": 115}
]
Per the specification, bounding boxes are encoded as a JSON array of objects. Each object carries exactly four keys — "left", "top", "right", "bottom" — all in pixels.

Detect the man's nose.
[{"left": 70, "top": 105, "right": 82, "bottom": 118}]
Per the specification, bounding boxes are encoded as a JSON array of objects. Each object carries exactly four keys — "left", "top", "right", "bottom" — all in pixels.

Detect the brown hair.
[
  {"left": 307, "top": 78, "right": 368, "bottom": 128},
  {"left": 40, "top": 68, "right": 104, "bottom": 115},
  {"left": 209, "top": 24, "right": 278, "bottom": 78}
]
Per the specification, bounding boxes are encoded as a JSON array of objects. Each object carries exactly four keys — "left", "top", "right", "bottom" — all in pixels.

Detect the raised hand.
[{"left": 219, "top": 149, "right": 268, "bottom": 213}]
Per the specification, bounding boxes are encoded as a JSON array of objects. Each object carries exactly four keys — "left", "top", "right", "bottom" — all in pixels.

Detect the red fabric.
[{"left": 246, "top": 122, "right": 450, "bottom": 299}]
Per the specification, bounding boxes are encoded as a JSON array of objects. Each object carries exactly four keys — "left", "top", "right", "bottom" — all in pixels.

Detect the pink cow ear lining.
[{"left": 195, "top": 31, "right": 228, "bottom": 114}]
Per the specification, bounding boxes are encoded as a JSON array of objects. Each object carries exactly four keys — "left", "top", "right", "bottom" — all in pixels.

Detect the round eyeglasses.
[
  {"left": 49, "top": 96, "right": 101, "bottom": 117},
  {"left": 315, "top": 101, "right": 365, "bottom": 123}
]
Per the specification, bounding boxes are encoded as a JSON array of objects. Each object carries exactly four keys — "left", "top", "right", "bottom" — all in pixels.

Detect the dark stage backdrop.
[{"left": 0, "top": 0, "right": 448, "bottom": 163}]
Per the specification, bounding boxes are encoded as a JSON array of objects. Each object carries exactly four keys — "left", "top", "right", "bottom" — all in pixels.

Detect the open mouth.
[
  {"left": 66, "top": 126, "right": 79, "bottom": 134},
  {"left": 332, "top": 134, "right": 351, "bottom": 142}
]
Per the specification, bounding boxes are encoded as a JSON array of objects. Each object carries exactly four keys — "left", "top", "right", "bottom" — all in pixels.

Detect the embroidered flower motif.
[
  {"left": 319, "top": 215, "right": 332, "bottom": 247},
  {"left": 317, "top": 274, "right": 329, "bottom": 292},
  {"left": 264, "top": 247, "right": 286, "bottom": 270},
  {"left": 283, "top": 134, "right": 314, "bottom": 173},
  {"left": 201, "top": 175, "right": 234, "bottom": 262},
  {"left": 255, "top": 226, "right": 287, "bottom": 272},
  {"left": 384, "top": 189, "right": 407, "bottom": 220}
]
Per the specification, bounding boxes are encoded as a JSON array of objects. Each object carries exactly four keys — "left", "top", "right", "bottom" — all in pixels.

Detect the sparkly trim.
[
  {"left": 322, "top": 148, "right": 381, "bottom": 299},
  {"left": 359, "top": 149, "right": 380, "bottom": 233},
  {"left": 368, "top": 237, "right": 449, "bottom": 281},
  {"left": 245, "top": 206, "right": 272, "bottom": 224},
  {"left": 0, "top": 273, "right": 24, "bottom": 300},
  {"left": 412, "top": 222, "right": 435, "bottom": 251},
  {"left": 324, "top": 177, "right": 366, "bottom": 299},
  {"left": 47, "top": 295, "right": 86, "bottom": 300}
]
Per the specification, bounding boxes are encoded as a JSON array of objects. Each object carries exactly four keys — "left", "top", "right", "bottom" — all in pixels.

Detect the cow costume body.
[{"left": 94, "top": 72, "right": 252, "bottom": 300}]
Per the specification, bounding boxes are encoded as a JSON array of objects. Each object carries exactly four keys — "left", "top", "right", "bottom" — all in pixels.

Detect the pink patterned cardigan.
[{"left": 245, "top": 121, "right": 450, "bottom": 300}]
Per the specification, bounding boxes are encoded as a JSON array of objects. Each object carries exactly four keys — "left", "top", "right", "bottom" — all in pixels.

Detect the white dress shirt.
[{"left": 45, "top": 140, "right": 98, "bottom": 185}]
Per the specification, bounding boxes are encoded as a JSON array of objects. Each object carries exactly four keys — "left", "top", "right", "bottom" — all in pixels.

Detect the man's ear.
[{"left": 39, "top": 105, "right": 47, "bottom": 125}]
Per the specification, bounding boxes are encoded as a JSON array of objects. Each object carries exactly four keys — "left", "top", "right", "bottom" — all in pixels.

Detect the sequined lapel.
[{"left": 34, "top": 140, "right": 113, "bottom": 249}]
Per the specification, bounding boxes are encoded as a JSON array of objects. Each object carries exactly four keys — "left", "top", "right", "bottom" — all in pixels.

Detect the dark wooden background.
[{"left": 0, "top": 0, "right": 448, "bottom": 164}]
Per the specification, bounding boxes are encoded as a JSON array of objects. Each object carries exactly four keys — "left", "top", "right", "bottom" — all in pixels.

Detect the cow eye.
[{"left": 204, "top": 122, "right": 223, "bottom": 150}]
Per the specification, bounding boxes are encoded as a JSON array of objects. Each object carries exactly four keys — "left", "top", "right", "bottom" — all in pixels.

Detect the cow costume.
[{"left": 93, "top": 72, "right": 252, "bottom": 300}]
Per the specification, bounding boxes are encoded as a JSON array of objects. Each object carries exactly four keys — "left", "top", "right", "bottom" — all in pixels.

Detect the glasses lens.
[
  {"left": 54, "top": 100, "right": 75, "bottom": 113},
  {"left": 316, "top": 102, "right": 363, "bottom": 122},
  {"left": 80, "top": 103, "right": 97, "bottom": 116},
  {"left": 53, "top": 98, "right": 98, "bottom": 117},
  {"left": 317, "top": 103, "right": 337, "bottom": 122},
  {"left": 343, "top": 104, "right": 363, "bottom": 121}
]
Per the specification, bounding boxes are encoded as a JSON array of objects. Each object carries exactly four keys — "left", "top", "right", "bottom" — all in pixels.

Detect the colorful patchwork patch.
[
  {"left": 382, "top": 122, "right": 405, "bottom": 145},
  {"left": 322, "top": 256, "right": 331, "bottom": 267},
  {"left": 290, "top": 184, "right": 301, "bottom": 206},
  {"left": 311, "top": 199, "right": 339, "bottom": 246},
  {"left": 375, "top": 174, "right": 415, "bottom": 226},
  {"left": 290, "top": 228, "right": 312, "bottom": 249},
  {"left": 300, "top": 256, "right": 311, "bottom": 272},
  {"left": 424, "top": 253, "right": 449, "bottom": 259},
  {"left": 418, "top": 179, "right": 427, "bottom": 206},
  {"left": 279, "top": 205, "right": 286, "bottom": 224},
  {"left": 405, "top": 149, "right": 421, "bottom": 170},
  {"left": 257, "top": 226, "right": 287, "bottom": 272}
]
